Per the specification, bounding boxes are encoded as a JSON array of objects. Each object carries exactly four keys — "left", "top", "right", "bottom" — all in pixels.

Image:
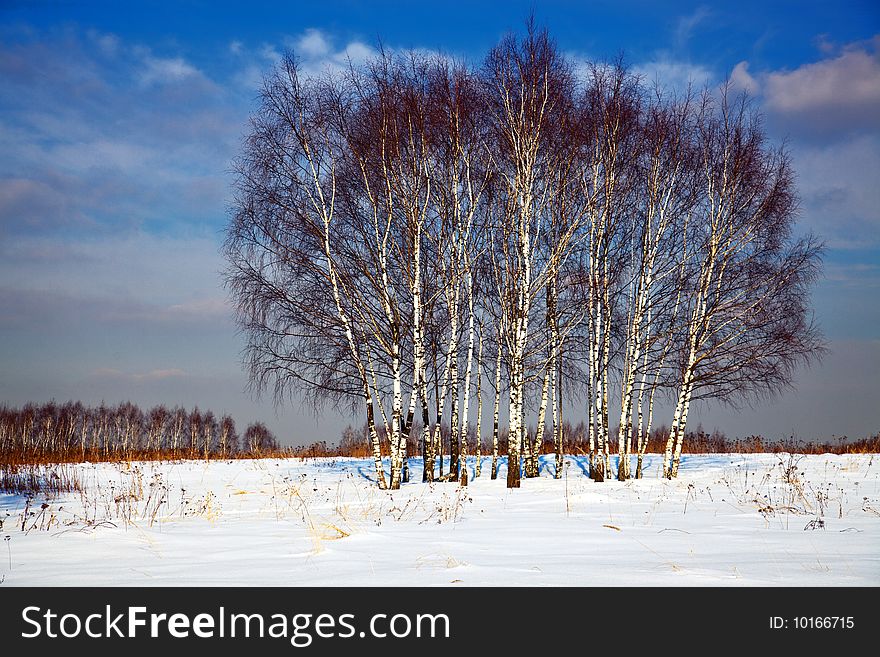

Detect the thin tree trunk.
[
  {"left": 507, "top": 351, "right": 521, "bottom": 488},
  {"left": 531, "top": 363, "right": 551, "bottom": 477},
  {"left": 434, "top": 350, "right": 443, "bottom": 479},
  {"left": 671, "top": 382, "right": 694, "bottom": 478},
  {"left": 663, "top": 365, "right": 693, "bottom": 479},
  {"left": 432, "top": 305, "right": 459, "bottom": 480},
  {"left": 450, "top": 335, "right": 459, "bottom": 480},
  {"left": 491, "top": 338, "right": 502, "bottom": 480},
  {"left": 550, "top": 278, "right": 561, "bottom": 478},
  {"left": 459, "top": 269, "right": 475, "bottom": 486},
  {"left": 420, "top": 360, "right": 432, "bottom": 483},
  {"left": 602, "top": 275, "right": 611, "bottom": 478},
  {"left": 557, "top": 338, "right": 564, "bottom": 476},
  {"left": 475, "top": 326, "right": 484, "bottom": 479},
  {"left": 592, "top": 296, "right": 606, "bottom": 482}
]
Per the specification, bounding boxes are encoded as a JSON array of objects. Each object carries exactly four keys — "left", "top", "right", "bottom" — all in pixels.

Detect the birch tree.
[
  {"left": 426, "top": 60, "right": 490, "bottom": 483},
  {"left": 224, "top": 54, "right": 392, "bottom": 487},
  {"left": 661, "top": 90, "right": 824, "bottom": 478},
  {"left": 575, "top": 62, "right": 640, "bottom": 481},
  {"left": 484, "top": 26, "right": 575, "bottom": 488},
  {"left": 614, "top": 90, "right": 698, "bottom": 480}
]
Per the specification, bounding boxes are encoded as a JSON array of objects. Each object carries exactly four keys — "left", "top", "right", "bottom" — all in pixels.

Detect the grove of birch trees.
[{"left": 224, "top": 27, "right": 823, "bottom": 489}]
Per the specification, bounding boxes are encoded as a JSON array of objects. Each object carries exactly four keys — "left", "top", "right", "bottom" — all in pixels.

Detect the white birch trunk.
[
  {"left": 531, "top": 364, "right": 551, "bottom": 477},
  {"left": 671, "top": 381, "right": 695, "bottom": 478},
  {"left": 602, "top": 277, "right": 611, "bottom": 478},
  {"left": 475, "top": 326, "right": 484, "bottom": 479},
  {"left": 663, "top": 358, "right": 695, "bottom": 479},
  {"left": 458, "top": 269, "right": 475, "bottom": 486},
  {"left": 546, "top": 276, "right": 561, "bottom": 477},
  {"left": 637, "top": 373, "right": 660, "bottom": 479},
  {"left": 432, "top": 295, "right": 459, "bottom": 480},
  {"left": 491, "top": 338, "right": 502, "bottom": 480},
  {"left": 592, "top": 295, "right": 606, "bottom": 481},
  {"left": 551, "top": 334, "right": 561, "bottom": 478}
]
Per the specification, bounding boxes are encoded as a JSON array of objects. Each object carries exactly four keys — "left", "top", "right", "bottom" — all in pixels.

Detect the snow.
[{"left": 1, "top": 453, "right": 878, "bottom": 586}]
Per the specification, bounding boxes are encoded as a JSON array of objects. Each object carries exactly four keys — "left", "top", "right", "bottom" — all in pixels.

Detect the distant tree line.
[
  {"left": 0, "top": 401, "right": 279, "bottom": 462},
  {"left": 300, "top": 423, "right": 878, "bottom": 459},
  {"left": 225, "top": 24, "right": 824, "bottom": 489}
]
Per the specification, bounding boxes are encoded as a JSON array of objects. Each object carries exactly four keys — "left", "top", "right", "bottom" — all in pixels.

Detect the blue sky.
[{"left": 1, "top": 1, "right": 878, "bottom": 444}]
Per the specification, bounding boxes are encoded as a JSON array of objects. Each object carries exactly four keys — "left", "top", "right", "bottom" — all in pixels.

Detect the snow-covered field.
[{"left": 1, "top": 453, "right": 878, "bottom": 586}]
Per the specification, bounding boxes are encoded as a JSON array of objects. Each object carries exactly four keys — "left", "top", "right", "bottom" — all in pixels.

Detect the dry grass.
[
  {"left": 288, "top": 426, "right": 880, "bottom": 459},
  {"left": 0, "top": 446, "right": 295, "bottom": 468},
  {"left": 1, "top": 424, "right": 877, "bottom": 473},
  {"left": 0, "top": 463, "right": 82, "bottom": 497}
]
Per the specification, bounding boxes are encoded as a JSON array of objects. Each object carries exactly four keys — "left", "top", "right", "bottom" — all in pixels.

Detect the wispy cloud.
[
  {"left": 139, "top": 54, "right": 200, "bottom": 85},
  {"left": 632, "top": 58, "right": 714, "bottom": 93},
  {"left": 280, "top": 28, "right": 376, "bottom": 77},
  {"left": 823, "top": 261, "right": 880, "bottom": 287},
  {"left": 0, "top": 286, "right": 231, "bottom": 332},
  {"left": 0, "top": 28, "right": 243, "bottom": 240},
  {"left": 92, "top": 367, "right": 188, "bottom": 382},
  {"left": 103, "top": 298, "right": 231, "bottom": 325},
  {"left": 87, "top": 29, "right": 120, "bottom": 56},
  {"left": 721, "top": 37, "right": 880, "bottom": 251},
  {"left": 280, "top": 28, "right": 376, "bottom": 78},
  {"left": 674, "top": 6, "right": 711, "bottom": 49},
  {"left": 792, "top": 135, "right": 880, "bottom": 249}
]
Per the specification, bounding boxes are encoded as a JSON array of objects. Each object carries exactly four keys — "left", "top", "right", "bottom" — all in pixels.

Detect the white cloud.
[
  {"left": 0, "top": 176, "right": 88, "bottom": 231},
  {"left": 730, "top": 38, "right": 880, "bottom": 134},
  {"left": 229, "top": 40, "right": 243, "bottom": 55},
  {"left": 764, "top": 47, "right": 880, "bottom": 114},
  {"left": 140, "top": 55, "right": 200, "bottom": 85},
  {"left": 0, "top": 29, "right": 242, "bottom": 243},
  {"left": 295, "top": 28, "right": 331, "bottom": 58},
  {"left": 814, "top": 33, "right": 836, "bottom": 55},
  {"left": 729, "top": 60, "right": 758, "bottom": 94},
  {"left": 259, "top": 43, "right": 282, "bottom": 63},
  {"left": 276, "top": 29, "right": 377, "bottom": 78},
  {"left": 0, "top": 231, "right": 228, "bottom": 309},
  {"left": 102, "top": 297, "right": 230, "bottom": 325},
  {"left": 229, "top": 29, "right": 392, "bottom": 90},
  {"left": 51, "top": 138, "right": 154, "bottom": 173},
  {"left": 632, "top": 58, "right": 714, "bottom": 93},
  {"left": 823, "top": 262, "right": 880, "bottom": 287},
  {"left": 232, "top": 64, "right": 264, "bottom": 91},
  {"left": 335, "top": 41, "right": 375, "bottom": 66}
]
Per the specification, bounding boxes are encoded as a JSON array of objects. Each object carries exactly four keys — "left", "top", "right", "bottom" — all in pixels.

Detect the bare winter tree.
[
  {"left": 224, "top": 27, "right": 823, "bottom": 489},
  {"left": 225, "top": 50, "right": 483, "bottom": 489},
  {"left": 570, "top": 61, "right": 644, "bottom": 481},
  {"left": 225, "top": 53, "right": 391, "bottom": 487},
  {"left": 660, "top": 89, "right": 824, "bottom": 478},
  {"left": 219, "top": 415, "right": 238, "bottom": 455},
  {"left": 244, "top": 422, "right": 279, "bottom": 454},
  {"left": 425, "top": 59, "right": 491, "bottom": 484},
  {"left": 483, "top": 25, "right": 577, "bottom": 488},
  {"left": 0, "top": 401, "right": 258, "bottom": 459},
  {"left": 612, "top": 87, "right": 700, "bottom": 480},
  {"left": 147, "top": 405, "right": 169, "bottom": 452}
]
